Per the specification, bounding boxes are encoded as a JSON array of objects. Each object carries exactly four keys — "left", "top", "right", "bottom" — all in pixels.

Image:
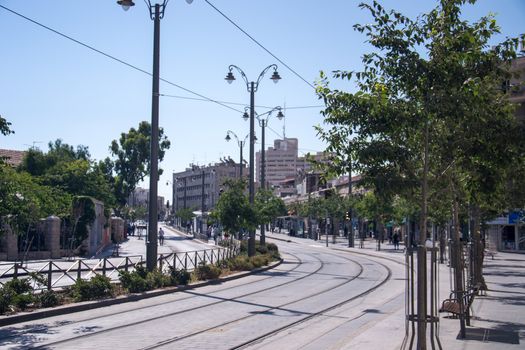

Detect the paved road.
[
  {"left": 2, "top": 232, "right": 522, "bottom": 349},
  {"left": 0, "top": 236, "right": 406, "bottom": 349}
]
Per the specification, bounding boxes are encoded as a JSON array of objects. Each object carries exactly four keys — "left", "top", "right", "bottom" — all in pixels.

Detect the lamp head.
[
  {"left": 225, "top": 134, "right": 231, "bottom": 142},
  {"left": 270, "top": 70, "right": 281, "bottom": 84},
  {"left": 186, "top": 0, "right": 193, "bottom": 3},
  {"left": 277, "top": 110, "right": 284, "bottom": 120},
  {"left": 242, "top": 111, "right": 249, "bottom": 121},
  {"left": 225, "top": 71, "right": 235, "bottom": 84},
  {"left": 117, "top": 0, "right": 135, "bottom": 11}
]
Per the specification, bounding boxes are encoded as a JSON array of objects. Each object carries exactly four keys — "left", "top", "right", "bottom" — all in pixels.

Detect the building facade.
[
  {"left": 256, "top": 138, "right": 299, "bottom": 192},
  {"left": 487, "top": 56, "right": 525, "bottom": 252},
  {"left": 172, "top": 160, "right": 247, "bottom": 213}
]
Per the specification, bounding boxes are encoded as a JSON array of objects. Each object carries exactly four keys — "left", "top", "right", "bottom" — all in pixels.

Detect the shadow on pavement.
[{"left": 458, "top": 327, "right": 520, "bottom": 345}]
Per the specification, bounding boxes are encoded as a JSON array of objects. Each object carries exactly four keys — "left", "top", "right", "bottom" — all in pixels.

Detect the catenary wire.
[
  {"left": 159, "top": 94, "right": 323, "bottom": 110},
  {"left": 204, "top": 0, "right": 316, "bottom": 90},
  {"left": 0, "top": 4, "right": 242, "bottom": 114}
]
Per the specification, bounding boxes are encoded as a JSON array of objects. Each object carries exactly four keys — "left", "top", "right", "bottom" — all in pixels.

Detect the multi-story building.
[
  {"left": 172, "top": 159, "right": 247, "bottom": 213},
  {"left": 487, "top": 56, "right": 525, "bottom": 252},
  {"left": 127, "top": 187, "right": 166, "bottom": 217},
  {"left": 255, "top": 138, "right": 298, "bottom": 192},
  {"left": 128, "top": 187, "right": 149, "bottom": 207}
]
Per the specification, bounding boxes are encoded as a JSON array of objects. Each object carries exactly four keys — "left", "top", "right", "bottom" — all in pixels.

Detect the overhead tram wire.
[
  {"left": 0, "top": 4, "right": 241, "bottom": 114},
  {"left": 159, "top": 94, "right": 323, "bottom": 110},
  {"left": 204, "top": 0, "right": 316, "bottom": 90}
]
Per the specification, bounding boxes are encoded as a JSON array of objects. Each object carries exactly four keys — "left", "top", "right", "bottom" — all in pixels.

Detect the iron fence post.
[{"left": 48, "top": 262, "right": 52, "bottom": 290}]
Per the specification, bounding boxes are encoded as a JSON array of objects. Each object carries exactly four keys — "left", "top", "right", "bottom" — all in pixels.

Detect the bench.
[{"left": 439, "top": 284, "right": 481, "bottom": 326}]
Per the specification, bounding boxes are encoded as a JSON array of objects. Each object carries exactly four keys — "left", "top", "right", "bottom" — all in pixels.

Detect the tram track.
[
  {"left": 134, "top": 251, "right": 371, "bottom": 350},
  {"left": 229, "top": 250, "right": 395, "bottom": 350},
  {"left": 5, "top": 240, "right": 403, "bottom": 350},
  {"left": 28, "top": 251, "right": 340, "bottom": 349}
]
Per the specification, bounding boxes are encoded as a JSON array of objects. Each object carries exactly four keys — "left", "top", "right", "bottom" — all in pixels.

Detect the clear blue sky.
[{"left": 1, "top": 0, "right": 523, "bottom": 201}]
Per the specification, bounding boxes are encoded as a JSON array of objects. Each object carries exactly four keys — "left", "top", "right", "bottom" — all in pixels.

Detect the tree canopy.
[{"left": 110, "top": 121, "right": 171, "bottom": 210}]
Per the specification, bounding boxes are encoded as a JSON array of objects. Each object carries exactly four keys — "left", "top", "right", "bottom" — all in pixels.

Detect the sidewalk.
[
  {"left": 96, "top": 223, "right": 214, "bottom": 259},
  {"left": 265, "top": 231, "right": 525, "bottom": 349}
]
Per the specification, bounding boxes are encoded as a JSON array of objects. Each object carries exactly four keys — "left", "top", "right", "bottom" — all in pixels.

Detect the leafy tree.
[
  {"left": 0, "top": 164, "right": 70, "bottom": 236},
  {"left": 110, "top": 121, "right": 170, "bottom": 211},
  {"left": 255, "top": 189, "right": 287, "bottom": 244},
  {"left": 315, "top": 0, "right": 524, "bottom": 343},
  {"left": 212, "top": 180, "right": 256, "bottom": 245},
  {"left": 19, "top": 141, "right": 115, "bottom": 209},
  {"left": 0, "top": 115, "right": 13, "bottom": 137},
  {"left": 175, "top": 207, "right": 194, "bottom": 227}
]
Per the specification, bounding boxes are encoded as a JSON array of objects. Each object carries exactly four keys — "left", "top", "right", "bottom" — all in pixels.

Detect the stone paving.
[{"left": 266, "top": 231, "right": 525, "bottom": 349}]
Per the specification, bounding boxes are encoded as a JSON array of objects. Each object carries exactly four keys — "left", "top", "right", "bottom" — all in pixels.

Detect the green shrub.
[
  {"left": 266, "top": 242, "right": 278, "bottom": 252},
  {"left": 134, "top": 265, "right": 148, "bottom": 279},
  {"left": 11, "top": 293, "right": 34, "bottom": 310},
  {"left": 250, "top": 255, "right": 270, "bottom": 268},
  {"left": 4, "top": 278, "right": 32, "bottom": 295},
  {"left": 38, "top": 290, "right": 60, "bottom": 308},
  {"left": 193, "top": 263, "right": 221, "bottom": 280},
  {"left": 0, "top": 288, "right": 13, "bottom": 314},
  {"left": 168, "top": 267, "right": 191, "bottom": 285},
  {"left": 119, "top": 271, "right": 149, "bottom": 293},
  {"left": 255, "top": 244, "right": 268, "bottom": 255},
  {"left": 146, "top": 269, "right": 171, "bottom": 289},
  {"left": 228, "top": 256, "right": 254, "bottom": 271},
  {"left": 69, "top": 275, "right": 113, "bottom": 302}
]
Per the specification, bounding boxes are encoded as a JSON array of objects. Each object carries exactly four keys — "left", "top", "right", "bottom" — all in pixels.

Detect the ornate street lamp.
[
  {"left": 225, "top": 64, "right": 281, "bottom": 256},
  {"left": 225, "top": 130, "right": 249, "bottom": 179},
  {"left": 254, "top": 107, "right": 284, "bottom": 245}
]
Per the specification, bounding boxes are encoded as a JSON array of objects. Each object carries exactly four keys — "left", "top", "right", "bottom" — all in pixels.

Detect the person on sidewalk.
[
  {"left": 159, "top": 227, "right": 165, "bottom": 246},
  {"left": 393, "top": 230, "right": 400, "bottom": 250}
]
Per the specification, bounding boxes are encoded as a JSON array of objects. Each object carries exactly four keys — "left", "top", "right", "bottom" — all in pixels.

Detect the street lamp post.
[
  {"left": 225, "top": 64, "right": 281, "bottom": 256},
  {"left": 225, "top": 130, "right": 249, "bottom": 179},
  {"left": 200, "top": 168, "right": 205, "bottom": 235},
  {"left": 117, "top": 0, "right": 193, "bottom": 270},
  {"left": 256, "top": 107, "right": 284, "bottom": 245}
]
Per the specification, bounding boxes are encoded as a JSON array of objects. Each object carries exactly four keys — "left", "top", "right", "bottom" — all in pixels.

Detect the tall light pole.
[
  {"left": 225, "top": 130, "right": 249, "bottom": 179},
  {"left": 200, "top": 168, "right": 205, "bottom": 235},
  {"left": 225, "top": 64, "right": 281, "bottom": 256},
  {"left": 117, "top": 0, "right": 192, "bottom": 271},
  {"left": 256, "top": 107, "right": 284, "bottom": 245}
]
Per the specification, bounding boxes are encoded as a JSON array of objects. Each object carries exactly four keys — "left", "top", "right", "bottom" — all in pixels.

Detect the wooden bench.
[{"left": 439, "top": 284, "right": 481, "bottom": 326}]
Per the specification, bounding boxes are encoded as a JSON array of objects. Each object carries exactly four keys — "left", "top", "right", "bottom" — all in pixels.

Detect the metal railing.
[{"left": 0, "top": 244, "right": 240, "bottom": 291}]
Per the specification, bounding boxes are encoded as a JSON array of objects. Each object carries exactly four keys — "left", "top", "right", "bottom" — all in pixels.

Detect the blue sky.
[{"left": 1, "top": 0, "right": 523, "bottom": 201}]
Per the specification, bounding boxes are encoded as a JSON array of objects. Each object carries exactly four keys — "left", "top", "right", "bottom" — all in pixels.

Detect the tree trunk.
[
  {"left": 471, "top": 204, "right": 486, "bottom": 290},
  {"left": 452, "top": 192, "right": 467, "bottom": 338},
  {"left": 417, "top": 120, "right": 430, "bottom": 350}
]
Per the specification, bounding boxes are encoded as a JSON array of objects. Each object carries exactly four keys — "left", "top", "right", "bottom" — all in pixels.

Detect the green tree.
[
  {"left": 0, "top": 115, "right": 13, "bottom": 137},
  {"left": 315, "top": 0, "right": 524, "bottom": 344},
  {"left": 19, "top": 141, "right": 115, "bottom": 209},
  {"left": 110, "top": 121, "right": 170, "bottom": 211},
  {"left": 255, "top": 189, "right": 287, "bottom": 245},
  {"left": 0, "top": 164, "right": 70, "bottom": 236},
  {"left": 175, "top": 207, "right": 194, "bottom": 229},
  {"left": 212, "top": 180, "right": 256, "bottom": 246}
]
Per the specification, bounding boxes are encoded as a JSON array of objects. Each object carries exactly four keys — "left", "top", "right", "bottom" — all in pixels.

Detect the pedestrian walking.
[
  {"left": 159, "top": 227, "right": 165, "bottom": 246},
  {"left": 393, "top": 230, "right": 400, "bottom": 250}
]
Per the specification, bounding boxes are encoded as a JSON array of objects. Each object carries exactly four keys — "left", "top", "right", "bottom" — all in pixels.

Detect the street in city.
[{"left": 0, "top": 231, "right": 523, "bottom": 349}]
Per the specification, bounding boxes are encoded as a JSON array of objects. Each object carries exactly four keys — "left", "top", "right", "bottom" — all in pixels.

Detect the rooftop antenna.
[{"left": 24, "top": 141, "right": 43, "bottom": 150}]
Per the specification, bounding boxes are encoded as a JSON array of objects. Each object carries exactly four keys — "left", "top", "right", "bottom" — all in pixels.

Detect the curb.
[{"left": 0, "top": 258, "right": 283, "bottom": 327}]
